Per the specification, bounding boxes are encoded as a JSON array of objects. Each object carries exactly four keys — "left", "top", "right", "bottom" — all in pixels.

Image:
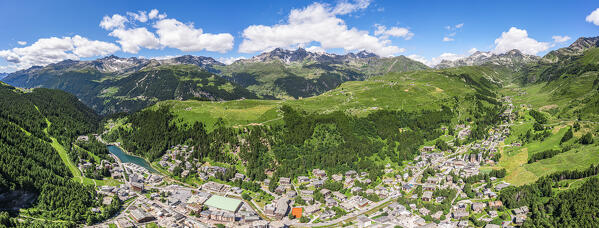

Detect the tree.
[
  {"left": 580, "top": 132, "right": 594, "bottom": 145},
  {"left": 561, "top": 128, "right": 573, "bottom": 144}
]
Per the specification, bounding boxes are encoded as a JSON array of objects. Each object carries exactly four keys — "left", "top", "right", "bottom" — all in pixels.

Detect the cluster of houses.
[{"left": 159, "top": 145, "right": 197, "bottom": 178}]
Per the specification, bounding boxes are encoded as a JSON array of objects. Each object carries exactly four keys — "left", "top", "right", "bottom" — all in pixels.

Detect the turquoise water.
[{"left": 107, "top": 145, "right": 158, "bottom": 173}]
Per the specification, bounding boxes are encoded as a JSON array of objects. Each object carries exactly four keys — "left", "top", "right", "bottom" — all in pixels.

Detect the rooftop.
[{"left": 203, "top": 195, "right": 242, "bottom": 212}]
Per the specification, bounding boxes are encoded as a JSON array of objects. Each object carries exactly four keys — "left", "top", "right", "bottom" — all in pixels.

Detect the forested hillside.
[
  {"left": 0, "top": 82, "right": 111, "bottom": 227},
  {"left": 106, "top": 66, "right": 505, "bottom": 182}
]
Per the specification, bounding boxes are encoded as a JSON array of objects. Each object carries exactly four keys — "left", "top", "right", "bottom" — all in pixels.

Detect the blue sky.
[{"left": 0, "top": 0, "right": 598, "bottom": 72}]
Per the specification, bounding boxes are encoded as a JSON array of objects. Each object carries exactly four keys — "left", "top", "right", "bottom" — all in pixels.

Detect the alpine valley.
[{"left": 2, "top": 8, "right": 599, "bottom": 227}]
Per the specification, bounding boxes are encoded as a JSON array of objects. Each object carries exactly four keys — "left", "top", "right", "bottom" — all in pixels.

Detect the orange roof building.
[{"left": 291, "top": 207, "right": 303, "bottom": 218}]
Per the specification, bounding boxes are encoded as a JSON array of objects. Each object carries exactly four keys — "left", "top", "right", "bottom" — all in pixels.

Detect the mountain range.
[
  {"left": 3, "top": 37, "right": 599, "bottom": 115},
  {"left": 2, "top": 48, "right": 428, "bottom": 114},
  {"left": 435, "top": 49, "right": 540, "bottom": 70}
]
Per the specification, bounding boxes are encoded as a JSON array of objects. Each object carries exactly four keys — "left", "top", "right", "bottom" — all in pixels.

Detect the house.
[
  {"left": 422, "top": 191, "right": 433, "bottom": 202},
  {"left": 452, "top": 210, "right": 469, "bottom": 219},
  {"left": 472, "top": 202, "right": 486, "bottom": 212},
  {"left": 423, "top": 184, "right": 436, "bottom": 191},
  {"left": 275, "top": 185, "right": 286, "bottom": 195},
  {"left": 356, "top": 215, "right": 372, "bottom": 228},
  {"left": 484, "top": 224, "right": 501, "bottom": 228},
  {"left": 320, "top": 188, "right": 331, "bottom": 197},
  {"left": 279, "top": 177, "right": 291, "bottom": 185},
  {"left": 421, "top": 146, "right": 435, "bottom": 152},
  {"left": 351, "top": 186, "right": 362, "bottom": 194},
  {"left": 313, "top": 169, "right": 327, "bottom": 178},
  {"left": 495, "top": 182, "right": 510, "bottom": 191},
  {"left": 333, "top": 191, "right": 347, "bottom": 201},
  {"left": 419, "top": 207, "right": 430, "bottom": 216},
  {"left": 297, "top": 176, "right": 309, "bottom": 183},
  {"left": 432, "top": 211, "right": 444, "bottom": 220},
  {"left": 332, "top": 174, "right": 343, "bottom": 182},
  {"left": 488, "top": 200, "right": 503, "bottom": 209},
  {"left": 300, "top": 190, "right": 313, "bottom": 196},
  {"left": 345, "top": 170, "right": 357, "bottom": 178},
  {"left": 325, "top": 198, "right": 338, "bottom": 207}
]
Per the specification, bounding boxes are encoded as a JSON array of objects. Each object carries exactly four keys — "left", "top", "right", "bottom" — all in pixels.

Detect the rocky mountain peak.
[
  {"left": 436, "top": 49, "right": 539, "bottom": 69},
  {"left": 569, "top": 36, "right": 599, "bottom": 51}
]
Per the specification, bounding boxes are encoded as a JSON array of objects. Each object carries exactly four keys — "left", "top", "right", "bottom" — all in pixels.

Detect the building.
[
  {"left": 279, "top": 177, "right": 291, "bottom": 185},
  {"left": 130, "top": 209, "right": 155, "bottom": 223},
  {"left": 203, "top": 195, "right": 243, "bottom": 213},
  {"left": 472, "top": 202, "right": 486, "bottom": 212},
  {"left": 422, "top": 191, "right": 433, "bottom": 202},
  {"left": 130, "top": 182, "right": 144, "bottom": 192},
  {"left": 488, "top": 200, "right": 503, "bottom": 209}
]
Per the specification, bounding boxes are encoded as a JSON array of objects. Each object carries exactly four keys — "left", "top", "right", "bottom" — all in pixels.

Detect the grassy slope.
[
  {"left": 498, "top": 52, "right": 599, "bottom": 185},
  {"left": 151, "top": 67, "right": 495, "bottom": 131}
]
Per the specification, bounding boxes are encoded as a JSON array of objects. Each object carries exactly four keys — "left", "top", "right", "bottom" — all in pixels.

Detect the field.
[{"left": 152, "top": 67, "right": 497, "bottom": 130}]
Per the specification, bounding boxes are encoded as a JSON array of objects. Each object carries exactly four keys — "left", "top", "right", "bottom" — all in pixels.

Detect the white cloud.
[
  {"left": 407, "top": 54, "right": 431, "bottom": 66},
  {"left": 306, "top": 46, "right": 326, "bottom": 53},
  {"left": 374, "top": 25, "right": 414, "bottom": 40},
  {"left": 0, "top": 36, "right": 119, "bottom": 70},
  {"left": 431, "top": 52, "right": 463, "bottom": 65},
  {"left": 17, "top": 41, "right": 27, "bottom": 45},
  {"left": 239, "top": 2, "right": 404, "bottom": 57},
  {"left": 71, "top": 35, "right": 120, "bottom": 57},
  {"left": 552, "top": 35, "right": 571, "bottom": 43},
  {"left": 127, "top": 11, "right": 148, "bottom": 23},
  {"left": 407, "top": 53, "right": 465, "bottom": 67},
  {"left": 446, "top": 23, "right": 464, "bottom": 30},
  {"left": 154, "top": 19, "right": 234, "bottom": 53},
  {"left": 468, "top": 48, "right": 478, "bottom": 54},
  {"left": 217, "top": 56, "right": 247, "bottom": 65},
  {"left": 148, "top": 9, "right": 166, "bottom": 20},
  {"left": 331, "top": 0, "right": 371, "bottom": 15},
  {"left": 586, "top": 8, "right": 599, "bottom": 26},
  {"left": 100, "top": 14, "right": 128, "bottom": 30},
  {"left": 492, "top": 27, "right": 549, "bottom": 55},
  {"left": 109, "top": 27, "right": 160, "bottom": 53},
  {"left": 442, "top": 37, "right": 454, "bottom": 42}
]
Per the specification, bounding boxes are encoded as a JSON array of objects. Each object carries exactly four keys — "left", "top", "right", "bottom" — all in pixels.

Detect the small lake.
[{"left": 107, "top": 145, "right": 158, "bottom": 173}]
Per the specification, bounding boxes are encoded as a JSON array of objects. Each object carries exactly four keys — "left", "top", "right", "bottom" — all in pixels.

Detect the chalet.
[
  {"left": 325, "top": 198, "right": 338, "bottom": 207},
  {"left": 345, "top": 170, "right": 357, "bottom": 178},
  {"left": 423, "top": 184, "right": 436, "bottom": 191},
  {"left": 297, "top": 176, "right": 309, "bottom": 183},
  {"left": 332, "top": 174, "right": 343, "bottom": 182},
  {"left": 312, "top": 169, "right": 327, "bottom": 178},
  {"left": 319, "top": 188, "right": 331, "bottom": 197},
  {"left": 472, "top": 202, "right": 486, "bottom": 212},
  {"left": 422, "top": 191, "right": 433, "bottom": 202},
  {"left": 452, "top": 209, "right": 469, "bottom": 219},
  {"left": 300, "top": 190, "right": 313, "bottom": 196},
  {"left": 488, "top": 200, "right": 503, "bottom": 209},
  {"left": 333, "top": 191, "right": 347, "bottom": 201},
  {"left": 351, "top": 186, "right": 363, "bottom": 194},
  {"left": 279, "top": 177, "right": 291, "bottom": 185},
  {"left": 421, "top": 146, "right": 435, "bottom": 152},
  {"left": 275, "top": 185, "right": 286, "bottom": 195}
]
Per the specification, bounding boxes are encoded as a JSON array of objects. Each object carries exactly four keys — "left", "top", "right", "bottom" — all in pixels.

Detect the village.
[{"left": 92, "top": 96, "right": 527, "bottom": 228}]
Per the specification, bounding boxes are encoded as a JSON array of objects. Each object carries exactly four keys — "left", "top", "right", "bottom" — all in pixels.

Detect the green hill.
[{"left": 0, "top": 83, "right": 120, "bottom": 225}]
